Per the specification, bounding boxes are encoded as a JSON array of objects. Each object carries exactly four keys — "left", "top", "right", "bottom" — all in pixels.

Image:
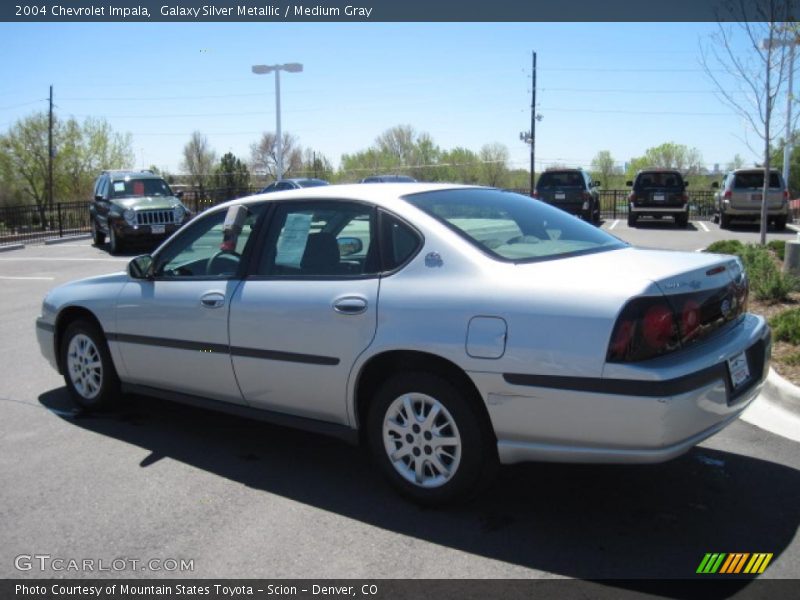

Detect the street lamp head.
[
  {"left": 282, "top": 63, "right": 303, "bottom": 73},
  {"left": 251, "top": 65, "right": 274, "bottom": 75}
]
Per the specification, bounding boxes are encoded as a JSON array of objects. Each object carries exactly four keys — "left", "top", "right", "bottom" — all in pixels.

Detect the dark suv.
[
  {"left": 626, "top": 169, "right": 689, "bottom": 228},
  {"left": 90, "top": 170, "right": 191, "bottom": 254},
  {"left": 534, "top": 168, "right": 600, "bottom": 223}
]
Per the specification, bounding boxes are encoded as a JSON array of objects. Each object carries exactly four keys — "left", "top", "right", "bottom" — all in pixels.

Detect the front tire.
[
  {"left": 91, "top": 219, "right": 105, "bottom": 246},
  {"left": 108, "top": 226, "right": 124, "bottom": 255},
  {"left": 61, "top": 319, "right": 120, "bottom": 410},
  {"left": 367, "top": 372, "right": 497, "bottom": 505}
]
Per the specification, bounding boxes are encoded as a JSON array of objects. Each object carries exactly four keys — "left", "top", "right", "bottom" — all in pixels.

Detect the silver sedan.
[{"left": 36, "top": 184, "right": 770, "bottom": 504}]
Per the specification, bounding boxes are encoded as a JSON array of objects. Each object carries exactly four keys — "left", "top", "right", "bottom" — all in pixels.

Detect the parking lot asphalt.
[{"left": 1, "top": 232, "right": 799, "bottom": 583}]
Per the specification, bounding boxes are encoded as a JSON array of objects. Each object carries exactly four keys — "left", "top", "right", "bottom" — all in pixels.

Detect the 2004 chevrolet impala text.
[{"left": 35, "top": 184, "right": 770, "bottom": 504}]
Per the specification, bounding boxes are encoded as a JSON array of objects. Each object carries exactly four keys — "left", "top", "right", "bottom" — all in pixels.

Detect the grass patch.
[
  {"left": 705, "top": 240, "right": 744, "bottom": 256},
  {"left": 770, "top": 308, "right": 800, "bottom": 345},
  {"left": 767, "top": 239, "right": 786, "bottom": 261},
  {"left": 706, "top": 241, "right": 797, "bottom": 303}
]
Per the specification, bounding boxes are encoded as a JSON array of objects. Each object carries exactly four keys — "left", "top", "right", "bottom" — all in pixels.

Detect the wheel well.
[
  {"left": 355, "top": 350, "right": 494, "bottom": 441},
  {"left": 54, "top": 307, "right": 104, "bottom": 373}
]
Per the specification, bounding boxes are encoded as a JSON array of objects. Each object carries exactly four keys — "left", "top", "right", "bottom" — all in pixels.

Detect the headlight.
[
  {"left": 123, "top": 209, "right": 136, "bottom": 226},
  {"left": 173, "top": 205, "right": 186, "bottom": 222}
]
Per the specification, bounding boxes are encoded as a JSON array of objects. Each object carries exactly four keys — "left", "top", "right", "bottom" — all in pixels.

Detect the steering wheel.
[{"left": 206, "top": 251, "right": 240, "bottom": 276}]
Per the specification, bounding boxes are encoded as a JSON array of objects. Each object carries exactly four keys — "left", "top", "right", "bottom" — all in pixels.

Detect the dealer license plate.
[
  {"left": 654, "top": 193, "right": 665, "bottom": 201},
  {"left": 555, "top": 192, "right": 566, "bottom": 200},
  {"left": 751, "top": 193, "right": 762, "bottom": 202},
  {"left": 151, "top": 224, "right": 165, "bottom": 234},
  {"left": 727, "top": 351, "right": 750, "bottom": 389}
]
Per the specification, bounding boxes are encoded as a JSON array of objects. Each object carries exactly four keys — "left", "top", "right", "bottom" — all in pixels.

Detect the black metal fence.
[
  {"left": 0, "top": 187, "right": 261, "bottom": 248},
  {"left": 0, "top": 188, "right": 795, "bottom": 248}
]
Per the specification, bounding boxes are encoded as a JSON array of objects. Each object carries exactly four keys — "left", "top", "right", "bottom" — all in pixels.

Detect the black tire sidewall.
[
  {"left": 61, "top": 320, "right": 119, "bottom": 410},
  {"left": 366, "top": 372, "right": 495, "bottom": 505}
]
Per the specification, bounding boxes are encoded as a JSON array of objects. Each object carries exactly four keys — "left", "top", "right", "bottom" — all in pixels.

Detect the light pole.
[
  {"left": 252, "top": 62, "right": 303, "bottom": 181},
  {"left": 520, "top": 51, "right": 542, "bottom": 196},
  {"left": 763, "top": 34, "right": 799, "bottom": 193}
]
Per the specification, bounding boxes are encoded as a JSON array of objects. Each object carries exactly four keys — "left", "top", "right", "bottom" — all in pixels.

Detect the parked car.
[
  {"left": 38, "top": 184, "right": 770, "bottom": 504},
  {"left": 712, "top": 168, "right": 789, "bottom": 230},
  {"left": 360, "top": 175, "right": 417, "bottom": 183},
  {"left": 533, "top": 168, "right": 601, "bottom": 224},
  {"left": 626, "top": 169, "right": 690, "bottom": 228},
  {"left": 260, "top": 178, "right": 329, "bottom": 193},
  {"left": 89, "top": 170, "right": 192, "bottom": 254}
]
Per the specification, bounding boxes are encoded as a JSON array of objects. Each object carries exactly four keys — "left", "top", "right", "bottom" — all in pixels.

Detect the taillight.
[
  {"left": 784, "top": 190, "right": 790, "bottom": 200},
  {"left": 628, "top": 192, "right": 637, "bottom": 202},
  {"left": 681, "top": 299, "right": 701, "bottom": 340},
  {"left": 607, "top": 298, "right": 681, "bottom": 362},
  {"left": 532, "top": 190, "right": 539, "bottom": 199},
  {"left": 582, "top": 191, "right": 592, "bottom": 201},
  {"left": 723, "top": 190, "right": 732, "bottom": 199},
  {"left": 681, "top": 193, "right": 689, "bottom": 203}
]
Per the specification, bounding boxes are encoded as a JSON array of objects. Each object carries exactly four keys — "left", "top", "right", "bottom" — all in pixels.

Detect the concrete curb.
[
  {"left": 0, "top": 244, "right": 24, "bottom": 252},
  {"left": 761, "top": 367, "right": 800, "bottom": 416},
  {"left": 44, "top": 234, "right": 92, "bottom": 245}
]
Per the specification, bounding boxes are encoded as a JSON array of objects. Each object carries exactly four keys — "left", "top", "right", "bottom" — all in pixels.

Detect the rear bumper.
[
  {"left": 723, "top": 206, "right": 788, "bottom": 218},
  {"left": 630, "top": 204, "right": 688, "bottom": 215},
  {"left": 470, "top": 313, "right": 770, "bottom": 465}
]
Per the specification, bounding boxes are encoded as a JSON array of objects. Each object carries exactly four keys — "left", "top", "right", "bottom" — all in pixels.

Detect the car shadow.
[
  {"left": 628, "top": 220, "right": 700, "bottom": 232},
  {"left": 718, "top": 223, "right": 798, "bottom": 237},
  {"left": 39, "top": 388, "right": 799, "bottom": 593}
]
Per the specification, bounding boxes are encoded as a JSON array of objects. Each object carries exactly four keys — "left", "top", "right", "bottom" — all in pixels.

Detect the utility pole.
[
  {"left": 520, "top": 52, "right": 539, "bottom": 196},
  {"left": 48, "top": 85, "right": 54, "bottom": 213},
  {"left": 531, "top": 51, "right": 536, "bottom": 195}
]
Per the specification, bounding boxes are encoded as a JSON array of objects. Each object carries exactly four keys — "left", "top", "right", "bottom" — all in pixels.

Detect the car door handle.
[
  {"left": 333, "top": 296, "right": 368, "bottom": 315},
  {"left": 200, "top": 292, "right": 225, "bottom": 309}
]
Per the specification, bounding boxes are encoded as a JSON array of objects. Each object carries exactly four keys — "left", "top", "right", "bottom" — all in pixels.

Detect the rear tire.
[
  {"left": 367, "top": 371, "right": 497, "bottom": 506},
  {"left": 775, "top": 216, "right": 787, "bottom": 231},
  {"left": 675, "top": 213, "right": 689, "bottom": 228},
  {"left": 719, "top": 212, "right": 731, "bottom": 229},
  {"left": 61, "top": 319, "right": 120, "bottom": 410},
  {"left": 627, "top": 213, "right": 637, "bottom": 227}
]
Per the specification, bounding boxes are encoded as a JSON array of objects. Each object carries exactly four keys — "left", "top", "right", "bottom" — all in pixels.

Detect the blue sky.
[{"left": 0, "top": 22, "right": 778, "bottom": 176}]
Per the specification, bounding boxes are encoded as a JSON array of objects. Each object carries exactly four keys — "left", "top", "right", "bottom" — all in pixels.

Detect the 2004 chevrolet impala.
[{"left": 36, "top": 184, "right": 770, "bottom": 504}]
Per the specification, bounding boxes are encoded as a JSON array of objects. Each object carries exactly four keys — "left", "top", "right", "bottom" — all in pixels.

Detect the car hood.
[{"left": 112, "top": 196, "right": 182, "bottom": 210}]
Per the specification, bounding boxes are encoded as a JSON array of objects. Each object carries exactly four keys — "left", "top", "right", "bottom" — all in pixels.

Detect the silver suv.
[{"left": 713, "top": 168, "right": 789, "bottom": 230}]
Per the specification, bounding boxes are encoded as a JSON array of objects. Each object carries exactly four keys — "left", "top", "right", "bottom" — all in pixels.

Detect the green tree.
[
  {"left": 213, "top": 152, "right": 251, "bottom": 200},
  {"left": 590, "top": 150, "right": 617, "bottom": 188},
  {"left": 479, "top": 143, "right": 510, "bottom": 187},
  {"left": 301, "top": 148, "right": 334, "bottom": 180},
  {"left": 626, "top": 142, "right": 704, "bottom": 180},
  {"left": 439, "top": 147, "right": 481, "bottom": 184}
]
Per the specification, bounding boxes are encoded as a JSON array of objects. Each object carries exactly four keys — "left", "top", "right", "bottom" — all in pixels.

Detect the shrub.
[
  {"left": 770, "top": 308, "right": 800, "bottom": 345},
  {"left": 767, "top": 239, "right": 786, "bottom": 261},
  {"left": 705, "top": 240, "right": 744, "bottom": 256}
]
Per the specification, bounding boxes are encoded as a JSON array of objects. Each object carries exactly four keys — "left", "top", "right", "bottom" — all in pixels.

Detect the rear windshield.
[
  {"left": 634, "top": 172, "right": 684, "bottom": 189},
  {"left": 537, "top": 171, "right": 585, "bottom": 189},
  {"left": 733, "top": 172, "right": 781, "bottom": 189},
  {"left": 404, "top": 188, "right": 625, "bottom": 263},
  {"left": 297, "top": 179, "right": 329, "bottom": 188}
]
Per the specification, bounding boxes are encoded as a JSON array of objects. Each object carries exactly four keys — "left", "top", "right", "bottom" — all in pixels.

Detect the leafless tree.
[
  {"left": 250, "top": 132, "right": 303, "bottom": 181},
  {"left": 181, "top": 131, "right": 216, "bottom": 199},
  {"left": 700, "top": 0, "right": 797, "bottom": 244}
]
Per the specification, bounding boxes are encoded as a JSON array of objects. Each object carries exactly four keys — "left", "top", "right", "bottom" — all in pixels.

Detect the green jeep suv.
[{"left": 89, "top": 170, "right": 192, "bottom": 254}]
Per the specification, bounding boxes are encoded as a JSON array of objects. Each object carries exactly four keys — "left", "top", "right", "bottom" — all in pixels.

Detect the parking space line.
[
  {"left": 697, "top": 221, "right": 710, "bottom": 232},
  {"left": 0, "top": 257, "right": 126, "bottom": 262},
  {"left": 609, "top": 219, "right": 620, "bottom": 230},
  {"left": 0, "top": 275, "right": 55, "bottom": 280}
]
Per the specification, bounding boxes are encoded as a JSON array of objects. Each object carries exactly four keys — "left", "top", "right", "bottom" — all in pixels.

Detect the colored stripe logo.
[{"left": 696, "top": 553, "right": 773, "bottom": 574}]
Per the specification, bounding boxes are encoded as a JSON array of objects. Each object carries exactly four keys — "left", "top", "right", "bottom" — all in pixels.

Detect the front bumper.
[
  {"left": 36, "top": 317, "right": 58, "bottom": 372},
  {"left": 112, "top": 220, "right": 184, "bottom": 241},
  {"left": 471, "top": 313, "right": 770, "bottom": 465}
]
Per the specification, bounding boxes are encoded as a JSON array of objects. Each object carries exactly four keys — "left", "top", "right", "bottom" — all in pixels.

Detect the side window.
[
  {"left": 258, "top": 202, "right": 376, "bottom": 277},
  {"left": 98, "top": 178, "right": 109, "bottom": 200},
  {"left": 154, "top": 204, "right": 263, "bottom": 279},
  {"left": 380, "top": 211, "right": 422, "bottom": 271}
]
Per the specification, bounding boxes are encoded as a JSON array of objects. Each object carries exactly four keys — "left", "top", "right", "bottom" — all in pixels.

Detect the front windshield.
[
  {"left": 405, "top": 188, "right": 626, "bottom": 263},
  {"left": 111, "top": 178, "right": 173, "bottom": 198}
]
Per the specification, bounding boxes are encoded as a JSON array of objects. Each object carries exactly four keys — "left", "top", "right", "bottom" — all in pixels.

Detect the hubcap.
[
  {"left": 66, "top": 334, "right": 103, "bottom": 400},
  {"left": 382, "top": 393, "right": 462, "bottom": 488}
]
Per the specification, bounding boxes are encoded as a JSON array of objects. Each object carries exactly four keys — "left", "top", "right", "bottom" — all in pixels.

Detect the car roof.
[
  {"left": 216, "top": 182, "right": 483, "bottom": 212},
  {"left": 104, "top": 170, "right": 163, "bottom": 181},
  {"left": 635, "top": 168, "right": 682, "bottom": 174},
  {"left": 731, "top": 168, "right": 780, "bottom": 174}
]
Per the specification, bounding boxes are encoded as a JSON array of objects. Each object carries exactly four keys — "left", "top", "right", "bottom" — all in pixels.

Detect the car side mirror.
[
  {"left": 625, "top": 180, "right": 633, "bottom": 187},
  {"left": 95, "top": 194, "right": 105, "bottom": 201},
  {"left": 684, "top": 181, "right": 690, "bottom": 187},
  {"left": 175, "top": 190, "right": 184, "bottom": 199},
  {"left": 593, "top": 181, "right": 601, "bottom": 187},
  {"left": 338, "top": 236, "right": 363, "bottom": 256},
  {"left": 128, "top": 254, "right": 154, "bottom": 280},
  {"left": 711, "top": 181, "right": 719, "bottom": 189}
]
